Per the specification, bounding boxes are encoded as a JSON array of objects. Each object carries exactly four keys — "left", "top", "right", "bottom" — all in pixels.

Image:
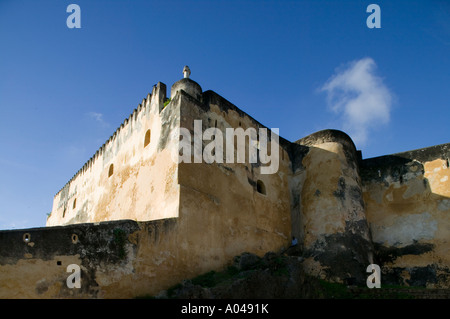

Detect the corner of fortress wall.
[{"left": 46, "top": 82, "right": 180, "bottom": 227}]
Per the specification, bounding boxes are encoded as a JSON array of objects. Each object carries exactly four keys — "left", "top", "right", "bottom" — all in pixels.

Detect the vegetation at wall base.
[{"left": 135, "top": 249, "right": 448, "bottom": 299}]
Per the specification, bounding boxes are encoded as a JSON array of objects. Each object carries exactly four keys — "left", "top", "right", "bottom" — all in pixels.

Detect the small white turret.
[{"left": 183, "top": 65, "right": 191, "bottom": 79}]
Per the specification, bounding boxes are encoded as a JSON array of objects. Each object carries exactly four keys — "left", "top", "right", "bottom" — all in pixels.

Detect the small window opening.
[
  {"left": 399, "top": 175, "right": 403, "bottom": 184},
  {"left": 214, "top": 120, "right": 217, "bottom": 128},
  {"left": 256, "top": 180, "right": 266, "bottom": 195},
  {"left": 71, "top": 234, "right": 79, "bottom": 244},
  {"left": 144, "top": 129, "right": 151, "bottom": 148},
  {"left": 73, "top": 198, "right": 76, "bottom": 210},
  {"left": 447, "top": 158, "right": 449, "bottom": 169},
  {"left": 23, "top": 233, "right": 31, "bottom": 243},
  {"left": 57, "top": 261, "right": 62, "bottom": 266},
  {"left": 108, "top": 164, "right": 114, "bottom": 177}
]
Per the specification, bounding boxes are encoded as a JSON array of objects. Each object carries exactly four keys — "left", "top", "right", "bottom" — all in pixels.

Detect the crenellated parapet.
[
  {"left": 49, "top": 82, "right": 170, "bottom": 226},
  {"left": 53, "top": 83, "right": 167, "bottom": 200}
]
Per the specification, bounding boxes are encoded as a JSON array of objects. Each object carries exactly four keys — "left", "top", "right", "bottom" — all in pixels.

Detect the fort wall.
[
  {"left": 176, "top": 88, "right": 292, "bottom": 268},
  {"left": 0, "top": 73, "right": 449, "bottom": 298},
  {"left": 292, "top": 130, "right": 373, "bottom": 284},
  {"left": 46, "top": 83, "right": 180, "bottom": 226},
  {"left": 361, "top": 144, "right": 450, "bottom": 287}
]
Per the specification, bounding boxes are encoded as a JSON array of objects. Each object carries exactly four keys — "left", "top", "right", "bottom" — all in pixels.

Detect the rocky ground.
[
  {"left": 150, "top": 247, "right": 345, "bottom": 299},
  {"left": 145, "top": 246, "right": 450, "bottom": 299}
]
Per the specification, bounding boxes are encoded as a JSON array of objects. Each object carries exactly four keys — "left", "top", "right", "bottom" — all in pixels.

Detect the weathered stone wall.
[
  {"left": 0, "top": 219, "right": 141, "bottom": 298},
  {"left": 291, "top": 130, "right": 373, "bottom": 285},
  {"left": 0, "top": 218, "right": 227, "bottom": 299},
  {"left": 176, "top": 88, "right": 293, "bottom": 270},
  {"left": 361, "top": 144, "right": 450, "bottom": 287},
  {"left": 46, "top": 83, "right": 180, "bottom": 226}
]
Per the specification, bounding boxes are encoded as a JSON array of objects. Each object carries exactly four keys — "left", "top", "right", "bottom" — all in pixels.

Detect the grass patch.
[
  {"left": 318, "top": 280, "right": 354, "bottom": 299},
  {"left": 381, "top": 284, "right": 425, "bottom": 290},
  {"left": 317, "top": 280, "right": 422, "bottom": 299},
  {"left": 272, "top": 256, "right": 289, "bottom": 277},
  {"left": 167, "top": 283, "right": 183, "bottom": 298},
  {"left": 191, "top": 271, "right": 217, "bottom": 288},
  {"left": 191, "top": 266, "right": 241, "bottom": 288}
]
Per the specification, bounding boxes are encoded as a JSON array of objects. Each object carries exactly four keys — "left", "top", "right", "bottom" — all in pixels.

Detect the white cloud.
[
  {"left": 320, "top": 57, "right": 393, "bottom": 146},
  {"left": 86, "top": 111, "right": 109, "bottom": 128}
]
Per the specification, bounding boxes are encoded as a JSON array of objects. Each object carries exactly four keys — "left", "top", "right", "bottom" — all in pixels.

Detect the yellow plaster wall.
[
  {"left": 363, "top": 156, "right": 450, "bottom": 287},
  {"left": 47, "top": 86, "right": 179, "bottom": 226}
]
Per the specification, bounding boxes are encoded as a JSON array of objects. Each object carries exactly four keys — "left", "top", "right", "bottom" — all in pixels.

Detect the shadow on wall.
[
  {"left": 361, "top": 152, "right": 450, "bottom": 288},
  {"left": 288, "top": 135, "right": 374, "bottom": 286}
]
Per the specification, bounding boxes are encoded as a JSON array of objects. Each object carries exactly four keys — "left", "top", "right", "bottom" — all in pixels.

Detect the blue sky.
[{"left": 0, "top": 0, "right": 449, "bottom": 229}]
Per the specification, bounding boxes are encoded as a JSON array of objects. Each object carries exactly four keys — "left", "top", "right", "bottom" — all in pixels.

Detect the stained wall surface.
[
  {"left": 176, "top": 89, "right": 293, "bottom": 271},
  {"left": 361, "top": 144, "right": 450, "bottom": 287},
  {"left": 292, "top": 130, "right": 373, "bottom": 284},
  {"left": 46, "top": 83, "right": 180, "bottom": 226}
]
